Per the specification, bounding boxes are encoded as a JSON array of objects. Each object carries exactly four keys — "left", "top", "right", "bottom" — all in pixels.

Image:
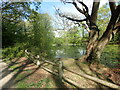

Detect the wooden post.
[
  {"left": 25, "top": 50, "right": 120, "bottom": 89},
  {"left": 58, "top": 61, "right": 63, "bottom": 80}
]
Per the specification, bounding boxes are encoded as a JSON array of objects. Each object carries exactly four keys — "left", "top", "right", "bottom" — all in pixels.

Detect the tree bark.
[
  {"left": 59, "top": 0, "right": 120, "bottom": 64},
  {"left": 81, "top": 1, "right": 100, "bottom": 63},
  {"left": 84, "top": 5, "right": 120, "bottom": 63}
]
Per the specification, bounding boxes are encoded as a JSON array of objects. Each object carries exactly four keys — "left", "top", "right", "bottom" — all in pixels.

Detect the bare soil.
[{"left": 1, "top": 57, "right": 120, "bottom": 88}]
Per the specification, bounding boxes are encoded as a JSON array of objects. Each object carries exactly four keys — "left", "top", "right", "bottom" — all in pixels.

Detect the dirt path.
[
  {"left": 0, "top": 61, "right": 16, "bottom": 89},
  {"left": 46, "top": 58, "right": 102, "bottom": 88},
  {"left": 1, "top": 57, "right": 119, "bottom": 88}
]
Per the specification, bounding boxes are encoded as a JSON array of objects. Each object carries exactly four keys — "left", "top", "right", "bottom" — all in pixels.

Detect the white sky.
[
  {"left": 52, "top": 0, "right": 108, "bottom": 37},
  {"left": 56, "top": 0, "right": 108, "bottom": 17}
]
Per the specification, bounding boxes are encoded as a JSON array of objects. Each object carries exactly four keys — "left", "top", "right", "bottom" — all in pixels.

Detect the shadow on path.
[
  {"left": 2, "top": 58, "right": 39, "bottom": 88},
  {"left": 51, "top": 63, "right": 68, "bottom": 89}
]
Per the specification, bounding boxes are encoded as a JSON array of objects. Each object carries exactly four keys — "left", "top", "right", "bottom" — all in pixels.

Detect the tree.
[
  {"left": 2, "top": 2, "right": 55, "bottom": 59},
  {"left": 97, "top": 4, "right": 111, "bottom": 38},
  {"left": 98, "top": 3, "right": 120, "bottom": 44},
  {"left": 28, "top": 11, "right": 54, "bottom": 55},
  {"left": 57, "top": 0, "right": 120, "bottom": 64},
  {"left": 54, "top": 10, "right": 84, "bottom": 45},
  {"left": 2, "top": 2, "right": 41, "bottom": 48}
]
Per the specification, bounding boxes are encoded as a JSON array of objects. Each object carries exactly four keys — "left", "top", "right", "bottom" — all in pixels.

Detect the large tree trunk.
[
  {"left": 81, "top": 1, "right": 100, "bottom": 63},
  {"left": 84, "top": 5, "right": 120, "bottom": 64},
  {"left": 83, "top": 30, "right": 99, "bottom": 62},
  {"left": 59, "top": 0, "right": 120, "bottom": 65}
]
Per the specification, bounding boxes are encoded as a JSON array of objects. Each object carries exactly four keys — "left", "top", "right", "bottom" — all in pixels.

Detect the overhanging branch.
[
  {"left": 62, "top": 0, "right": 89, "bottom": 16},
  {"left": 55, "top": 6, "right": 87, "bottom": 22},
  {"left": 60, "top": 14, "right": 87, "bottom": 22},
  {"left": 72, "top": 1, "right": 84, "bottom": 14},
  {"left": 76, "top": 0, "right": 89, "bottom": 13}
]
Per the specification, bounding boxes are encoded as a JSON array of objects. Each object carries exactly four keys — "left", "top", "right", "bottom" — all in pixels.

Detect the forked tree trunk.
[
  {"left": 84, "top": 5, "right": 120, "bottom": 64},
  {"left": 83, "top": 29, "right": 119, "bottom": 64},
  {"left": 83, "top": 30, "right": 99, "bottom": 62},
  {"left": 59, "top": 0, "right": 120, "bottom": 64}
]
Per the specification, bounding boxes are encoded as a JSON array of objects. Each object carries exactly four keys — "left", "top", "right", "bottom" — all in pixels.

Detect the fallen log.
[
  {"left": 25, "top": 50, "right": 120, "bottom": 89},
  {"left": 40, "top": 60, "right": 120, "bottom": 89},
  {"left": 63, "top": 67, "right": 120, "bottom": 89},
  {"left": 41, "top": 66, "right": 85, "bottom": 88}
]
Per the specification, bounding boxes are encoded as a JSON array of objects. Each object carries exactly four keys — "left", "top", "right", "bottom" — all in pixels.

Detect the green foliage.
[
  {"left": 97, "top": 4, "right": 119, "bottom": 44},
  {"left": 28, "top": 12, "right": 54, "bottom": 56},
  {"left": 2, "top": 19, "right": 27, "bottom": 47},
  {"left": 54, "top": 26, "right": 84, "bottom": 45},
  {"left": 100, "top": 45, "right": 120, "bottom": 68},
  {"left": 67, "top": 27, "right": 82, "bottom": 44},
  {"left": 97, "top": 4, "right": 111, "bottom": 37},
  {"left": 2, "top": 43, "right": 28, "bottom": 61},
  {"left": 54, "top": 37, "right": 65, "bottom": 46},
  {"left": 2, "top": 2, "right": 55, "bottom": 60},
  {"left": 111, "top": 31, "right": 120, "bottom": 44},
  {"left": 2, "top": 2, "right": 41, "bottom": 48}
]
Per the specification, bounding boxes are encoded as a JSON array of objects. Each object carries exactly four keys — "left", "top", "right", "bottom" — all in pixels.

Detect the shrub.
[{"left": 2, "top": 43, "right": 28, "bottom": 61}]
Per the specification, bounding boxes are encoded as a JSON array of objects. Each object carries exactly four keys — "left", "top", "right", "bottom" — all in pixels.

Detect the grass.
[
  {"left": 3, "top": 43, "right": 119, "bottom": 88},
  {"left": 100, "top": 44, "right": 119, "bottom": 68},
  {"left": 15, "top": 73, "right": 55, "bottom": 88},
  {"left": 15, "top": 73, "right": 29, "bottom": 88},
  {"left": 28, "top": 78, "right": 52, "bottom": 88}
]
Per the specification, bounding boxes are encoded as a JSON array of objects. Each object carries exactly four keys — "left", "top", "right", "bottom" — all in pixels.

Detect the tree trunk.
[
  {"left": 58, "top": 1, "right": 120, "bottom": 65},
  {"left": 83, "top": 5, "right": 120, "bottom": 64},
  {"left": 83, "top": 30, "right": 99, "bottom": 62},
  {"left": 82, "top": 30, "right": 117, "bottom": 64}
]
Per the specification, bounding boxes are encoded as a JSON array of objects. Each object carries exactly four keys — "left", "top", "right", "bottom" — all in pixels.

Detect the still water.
[
  {"left": 47, "top": 45, "right": 86, "bottom": 59},
  {"left": 46, "top": 44, "right": 119, "bottom": 68}
]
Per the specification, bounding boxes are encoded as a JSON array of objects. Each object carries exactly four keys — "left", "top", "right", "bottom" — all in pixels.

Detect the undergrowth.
[{"left": 2, "top": 43, "right": 28, "bottom": 62}]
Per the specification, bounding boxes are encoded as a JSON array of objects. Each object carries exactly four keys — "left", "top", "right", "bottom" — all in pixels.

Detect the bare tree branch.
[
  {"left": 57, "top": 0, "right": 99, "bottom": 31},
  {"left": 60, "top": 14, "right": 87, "bottom": 22},
  {"left": 60, "top": 0, "right": 91, "bottom": 22},
  {"left": 76, "top": 0, "right": 89, "bottom": 13},
  {"left": 72, "top": 1, "right": 84, "bottom": 14},
  {"left": 54, "top": 6, "right": 87, "bottom": 22}
]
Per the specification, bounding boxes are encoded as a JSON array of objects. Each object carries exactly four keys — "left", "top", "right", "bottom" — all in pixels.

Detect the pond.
[
  {"left": 46, "top": 44, "right": 119, "bottom": 68},
  {"left": 46, "top": 45, "right": 86, "bottom": 59}
]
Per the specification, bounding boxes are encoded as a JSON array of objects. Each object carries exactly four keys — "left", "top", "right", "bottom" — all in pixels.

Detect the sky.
[
  {"left": 38, "top": 0, "right": 108, "bottom": 37},
  {"left": 39, "top": 0, "right": 108, "bottom": 18}
]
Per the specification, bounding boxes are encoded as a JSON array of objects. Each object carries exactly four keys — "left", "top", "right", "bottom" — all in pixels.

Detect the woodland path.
[
  {"left": 0, "top": 61, "right": 16, "bottom": 89},
  {"left": 0, "top": 58, "right": 118, "bottom": 88}
]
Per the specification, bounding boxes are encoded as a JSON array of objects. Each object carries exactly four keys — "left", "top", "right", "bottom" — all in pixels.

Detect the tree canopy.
[{"left": 2, "top": 2, "right": 54, "bottom": 59}]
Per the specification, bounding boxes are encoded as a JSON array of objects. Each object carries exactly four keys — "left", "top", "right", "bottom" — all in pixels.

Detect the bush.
[{"left": 2, "top": 43, "right": 28, "bottom": 61}]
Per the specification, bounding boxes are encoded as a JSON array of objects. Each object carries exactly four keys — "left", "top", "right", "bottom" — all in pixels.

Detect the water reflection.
[
  {"left": 46, "top": 44, "right": 119, "bottom": 68},
  {"left": 47, "top": 45, "right": 86, "bottom": 59}
]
